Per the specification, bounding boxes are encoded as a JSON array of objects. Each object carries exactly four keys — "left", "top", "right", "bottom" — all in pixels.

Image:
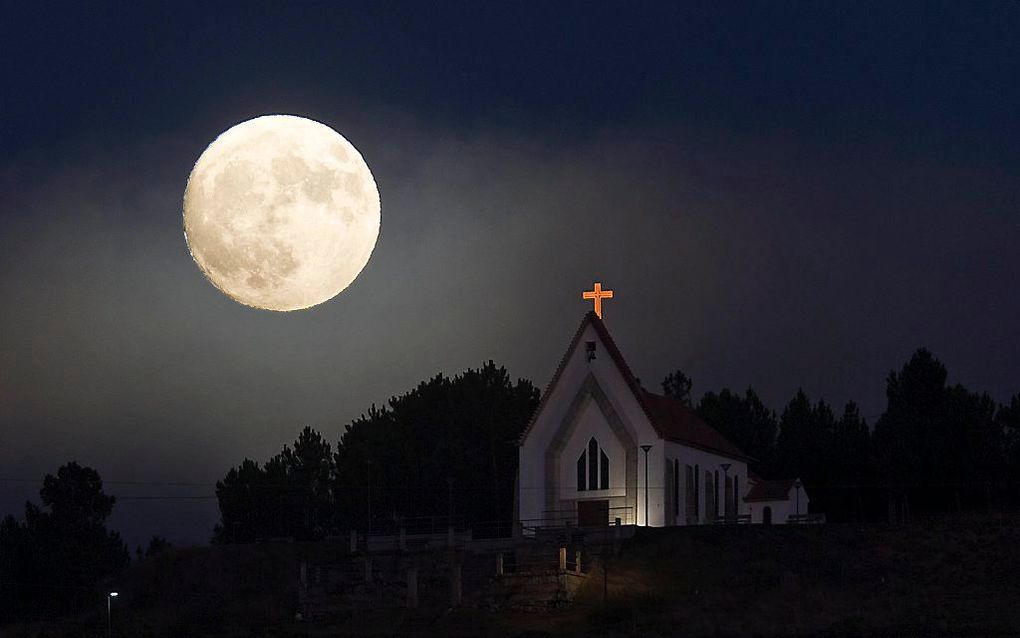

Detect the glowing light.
[
  {"left": 582, "top": 282, "right": 614, "bottom": 319},
  {"left": 183, "top": 115, "right": 381, "bottom": 311}
]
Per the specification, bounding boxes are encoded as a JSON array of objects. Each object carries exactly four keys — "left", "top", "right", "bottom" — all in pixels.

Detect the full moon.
[{"left": 183, "top": 115, "right": 380, "bottom": 311}]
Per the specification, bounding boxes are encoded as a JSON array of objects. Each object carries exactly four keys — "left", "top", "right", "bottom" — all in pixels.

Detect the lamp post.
[
  {"left": 366, "top": 458, "right": 373, "bottom": 536},
  {"left": 794, "top": 480, "right": 801, "bottom": 516},
  {"left": 640, "top": 445, "right": 653, "bottom": 526},
  {"left": 107, "top": 591, "right": 118, "bottom": 638},
  {"left": 720, "top": 463, "right": 731, "bottom": 521},
  {"left": 446, "top": 476, "right": 454, "bottom": 526}
]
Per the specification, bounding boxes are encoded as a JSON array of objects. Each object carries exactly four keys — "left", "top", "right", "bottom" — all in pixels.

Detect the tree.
[
  {"left": 0, "top": 463, "right": 129, "bottom": 619},
  {"left": 824, "top": 401, "right": 873, "bottom": 521},
  {"left": 280, "top": 426, "right": 335, "bottom": 539},
  {"left": 144, "top": 535, "right": 173, "bottom": 558},
  {"left": 775, "top": 390, "right": 835, "bottom": 480},
  {"left": 661, "top": 370, "right": 693, "bottom": 405},
  {"left": 214, "top": 361, "right": 539, "bottom": 540},
  {"left": 872, "top": 348, "right": 1006, "bottom": 519},
  {"left": 998, "top": 394, "right": 1020, "bottom": 508},
  {"left": 696, "top": 387, "right": 778, "bottom": 472},
  {"left": 333, "top": 361, "right": 539, "bottom": 530}
]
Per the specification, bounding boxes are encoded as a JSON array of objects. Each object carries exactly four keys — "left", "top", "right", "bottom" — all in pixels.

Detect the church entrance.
[{"left": 577, "top": 499, "right": 609, "bottom": 527}]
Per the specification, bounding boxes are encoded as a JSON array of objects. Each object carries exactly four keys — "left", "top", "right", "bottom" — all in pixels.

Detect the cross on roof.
[{"left": 582, "top": 282, "right": 614, "bottom": 319}]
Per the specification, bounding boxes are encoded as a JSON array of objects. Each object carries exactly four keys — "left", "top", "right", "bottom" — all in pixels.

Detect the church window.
[
  {"left": 693, "top": 464, "right": 700, "bottom": 518},
  {"left": 577, "top": 438, "right": 611, "bottom": 491},
  {"left": 673, "top": 459, "right": 680, "bottom": 521},
  {"left": 733, "top": 476, "right": 739, "bottom": 514},
  {"left": 714, "top": 470, "right": 720, "bottom": 519},
  {"left": 600, "top": 449, "right": 610, "bottom": 490}
]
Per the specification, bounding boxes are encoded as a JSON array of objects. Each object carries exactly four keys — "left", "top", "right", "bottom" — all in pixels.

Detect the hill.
[{"left": 6, "top": 513, "right": 1019, "bottom": 637}]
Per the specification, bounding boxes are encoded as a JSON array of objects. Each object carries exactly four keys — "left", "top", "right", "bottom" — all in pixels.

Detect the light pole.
[
  {"left": 446, "top": 476, "right": 454, "bottom": 526},
  {"left": 640, "top": 445, "right": 653, "bottom": 526},
  {"left": 720, "top": 463, "right": 731, "bottom": 521},
  {"left": 107, "top": 591, "right": 118, "bottom": 638},
  {"left": 794, "top": 480, "right": 801, "bottom": 516},
  {"left": 366, "top": 458, "right": 373, "bottom": 536}
]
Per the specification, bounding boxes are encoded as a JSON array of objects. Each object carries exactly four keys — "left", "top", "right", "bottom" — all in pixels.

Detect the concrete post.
[
  {"left": 407, "top": 562, "right": 419, "bottom": 608},
  {"left": 449, "top": 559, "right": 462, "bottom": 606},
  {"left": 496, "top": 552, "right": 504, "bottom": 576},
  {"left": 558, "top": 547, "right": 567, "bottom": 572},
  {"left": 399, "top": 527, "right": 407, "bottom": 552},
  {"left": 575, "top": 550, "right": 582, "bottom": 573}
]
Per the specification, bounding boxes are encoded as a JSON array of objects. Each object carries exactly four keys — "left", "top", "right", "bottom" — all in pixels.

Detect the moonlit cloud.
[{"left": 1, "top": 107, "right": 1018, "bottom": 547}]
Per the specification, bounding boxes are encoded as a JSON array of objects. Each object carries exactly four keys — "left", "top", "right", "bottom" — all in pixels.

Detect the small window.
[
  {"left": 576, "top": 452, "right": 586, "bottom": 491},
  {"left": 588, "top": 438, "right": 599, "bottom": 489},
  {"left": 585, "top": 341, "right": 597, "bottom": 361}
]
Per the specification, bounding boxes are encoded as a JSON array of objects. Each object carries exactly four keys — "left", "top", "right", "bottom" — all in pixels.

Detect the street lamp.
[
  {"left": 794, "top": 480, "right": 802, "bottom": 516},
  {"left": 720, "top": 463, "right": 731, "bottom": 521},
  {"left": 107, "top": 591, "right": 118, "bottom": 638},
  {"left": 640, "top": 445, "right": 653, "bottom": 526}
]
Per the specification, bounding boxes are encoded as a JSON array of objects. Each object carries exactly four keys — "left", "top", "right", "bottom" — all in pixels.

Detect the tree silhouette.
[
  {"left": 334, "top": 361, "right": 538, "bottom": 531},
  {"left": 214, "top": 361, "right": 538, "bottom": 541},
  {"left": 0, "top": 463, "right": 128, "bottom": 618},
  {"left": 695, "top": 387, "right": 778, "bottom": 471},
  {"left": 661, "top": 370, "right": 693, "bottom": 405}
]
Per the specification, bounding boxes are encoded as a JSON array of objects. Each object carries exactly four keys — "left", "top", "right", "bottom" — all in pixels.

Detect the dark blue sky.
[{"left": 2, "top": 2, "right": 1018, "bottom": 548}]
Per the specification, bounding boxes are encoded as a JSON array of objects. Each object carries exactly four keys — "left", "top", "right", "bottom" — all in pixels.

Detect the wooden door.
[{"left": 577, "top": 500, "right": 609, "bottom": 527}]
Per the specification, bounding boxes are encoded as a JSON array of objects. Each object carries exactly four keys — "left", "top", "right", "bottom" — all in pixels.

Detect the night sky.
[{"left": 2, "top": 2, "right": 1018, "bottom": 549}]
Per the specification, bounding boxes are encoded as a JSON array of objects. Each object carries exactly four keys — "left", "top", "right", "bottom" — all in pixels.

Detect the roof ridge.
[{"left": 518, "top": 312, "right": 752, "bottom": 463}]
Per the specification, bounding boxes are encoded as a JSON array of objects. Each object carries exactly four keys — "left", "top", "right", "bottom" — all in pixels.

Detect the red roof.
[
  {"left": 519, "top": 312, "right": 753, "bottom": 463},
  {"left": 744, "top": 479, "right": 800, "bottom": 502}
]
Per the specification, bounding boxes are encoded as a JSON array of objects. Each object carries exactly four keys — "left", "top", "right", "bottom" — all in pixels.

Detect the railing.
[
  {"left": 711, "top": 514, "right": 752, "bottom": 525},
  {"left": 787, "top": 513, "right": 826, "bottom": 524},
  {"left": 520, "top": 506, "right": 635, "bottom": 532}
]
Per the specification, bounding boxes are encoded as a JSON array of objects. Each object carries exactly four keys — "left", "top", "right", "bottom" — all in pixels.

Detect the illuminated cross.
[{"left": 582, "top": 282, "right": 614, "bottom": 319}]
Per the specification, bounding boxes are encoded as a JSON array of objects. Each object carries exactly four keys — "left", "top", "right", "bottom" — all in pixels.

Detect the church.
[{"left": 516, "top": 285, "right": 809, "bottom": 528}]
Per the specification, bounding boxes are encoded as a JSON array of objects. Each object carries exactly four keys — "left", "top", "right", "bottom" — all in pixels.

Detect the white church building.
[{"left": 517, "top": 309, "right": 808, "bottom": 528}]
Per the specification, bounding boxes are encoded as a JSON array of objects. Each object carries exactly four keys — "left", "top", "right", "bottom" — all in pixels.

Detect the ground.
[{"left": 6, "top": 513, "right": 1020, "bottom": 637}]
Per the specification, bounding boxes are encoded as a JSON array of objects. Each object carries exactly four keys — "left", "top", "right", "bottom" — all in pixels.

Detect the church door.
[
  {"left": 762, "top": 506, "right": 772, "bottom": 525},
  {"left": 577, "top": 500, "right": 609, "bottom": 527}
]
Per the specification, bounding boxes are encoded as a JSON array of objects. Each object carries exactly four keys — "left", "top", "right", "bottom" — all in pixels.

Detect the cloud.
[{"left": 1, "top": 110, "right": 1018, "bottom": 546}]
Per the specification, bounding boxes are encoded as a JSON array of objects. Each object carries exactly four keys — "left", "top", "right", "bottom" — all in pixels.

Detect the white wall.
[
  {"left": 661, "top": 441, "right": 749, "bottom": 526},
  {"left": 519, "top": 319, "right": 760, "bottom": 528},
  {"left": 559, "top": 399, "right": 627, "bottom": 500},
  {"left": 746, "top": 484, "right": 809, "bottom": 524},
  {"left": 518, "top": 322, "right": 658, "bottom": 526}
]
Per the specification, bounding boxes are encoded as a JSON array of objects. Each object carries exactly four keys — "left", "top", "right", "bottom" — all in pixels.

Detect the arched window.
[{"left": 576, "top": 437, "right": 610, "bottom": 491}]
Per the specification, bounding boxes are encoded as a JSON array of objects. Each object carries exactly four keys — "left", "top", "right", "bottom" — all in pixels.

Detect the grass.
[{"left": 6, "top": 513, "right": 1020, "bottom": 637}]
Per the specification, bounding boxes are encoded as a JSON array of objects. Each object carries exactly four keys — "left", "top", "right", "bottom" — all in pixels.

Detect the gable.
[
  {"left": 519, "top": 314, "right": 656, "bottom": 451},
  {"left": 519, "top": 312, "right": 751, "bottom": 463}
]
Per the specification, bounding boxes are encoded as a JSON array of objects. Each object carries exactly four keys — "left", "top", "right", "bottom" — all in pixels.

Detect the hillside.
[{"left": 6, "top": 514, "right": 1020, "bottom": 637}]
